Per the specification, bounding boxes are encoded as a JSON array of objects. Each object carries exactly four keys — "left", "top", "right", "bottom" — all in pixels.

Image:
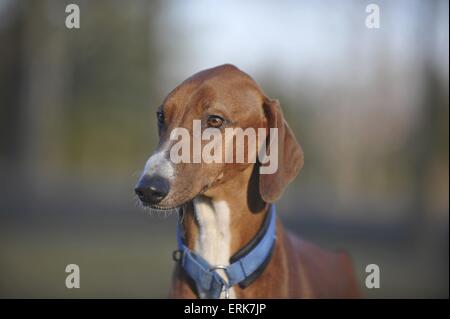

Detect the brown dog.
[{"left": 135, "top": 64, "right": 360, "bottom": 298}]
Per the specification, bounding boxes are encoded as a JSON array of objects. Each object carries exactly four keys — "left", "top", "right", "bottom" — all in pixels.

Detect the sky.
[{"left": 158, "top": 0, "right": 449, "bottom": 89}]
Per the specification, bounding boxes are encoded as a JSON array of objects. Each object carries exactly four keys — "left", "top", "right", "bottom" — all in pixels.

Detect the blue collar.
[{"left": 175, "top": 204, "right": 277, "bottom": 299}]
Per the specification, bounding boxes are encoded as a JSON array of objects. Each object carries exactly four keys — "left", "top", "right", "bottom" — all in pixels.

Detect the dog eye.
[
  {"left": 207, "top": 115, "right": 224, "bottom": 128},
  {"left": 156, "top": 111, "right": 165, "bottom": 125}
]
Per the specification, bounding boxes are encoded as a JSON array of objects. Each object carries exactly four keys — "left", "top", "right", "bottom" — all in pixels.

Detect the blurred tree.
[
  {"left": 0, "top": 0, "right": 164, "bottom": 183},
  {"left": 0, "top": 1, "right": 24, "bottom": 167},
  {"left": 409, "top": 0, "right": 449, "bottom": 229}
]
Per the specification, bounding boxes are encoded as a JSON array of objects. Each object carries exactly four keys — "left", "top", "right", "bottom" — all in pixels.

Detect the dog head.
[{"left": 135, "top": 64, "right": 303, "bottom": 209}]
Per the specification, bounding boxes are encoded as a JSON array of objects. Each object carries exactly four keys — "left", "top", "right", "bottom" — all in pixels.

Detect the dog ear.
[{"left": 259, "top": 98, "right": 304, "bottom": 203}]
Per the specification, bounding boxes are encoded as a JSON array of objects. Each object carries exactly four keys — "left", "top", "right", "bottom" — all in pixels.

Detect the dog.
[{"left": 135, "top": 64, "right": 361, "bottom": 298}]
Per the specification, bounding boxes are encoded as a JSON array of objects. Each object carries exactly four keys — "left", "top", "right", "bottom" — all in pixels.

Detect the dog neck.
[{"left": 181, "top": 164, "right": 268, "bottom": 297}]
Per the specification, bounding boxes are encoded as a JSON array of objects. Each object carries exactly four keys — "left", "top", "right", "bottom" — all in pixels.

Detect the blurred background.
[{"left": 0, "top": 0, "right": 448, "bottom": 298}]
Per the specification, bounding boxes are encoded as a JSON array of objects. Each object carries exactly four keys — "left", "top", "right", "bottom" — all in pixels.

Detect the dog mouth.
[
  {"left": 145, "top": 202, "right": 181, "bottom": 211},
  {"left": 137, "top": 173, "right": 225, "bottom": 212},
  {"left": 198, "top": 172, "right": 225, "bottom": 194}
]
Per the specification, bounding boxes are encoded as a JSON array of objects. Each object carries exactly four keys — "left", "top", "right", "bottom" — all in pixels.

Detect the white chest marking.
[{"left": 193, "top": 197, "right": 236, "bottom": 299}]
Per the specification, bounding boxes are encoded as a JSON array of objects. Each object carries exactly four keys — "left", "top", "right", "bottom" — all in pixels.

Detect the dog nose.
[{"left": 135, "top": 175, "right": 170, "bottom": 205}]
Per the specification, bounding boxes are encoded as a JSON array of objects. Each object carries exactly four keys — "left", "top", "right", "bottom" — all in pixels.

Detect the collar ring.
[{"left": 208, "top": 265, "right": 231, "bottom": 299}]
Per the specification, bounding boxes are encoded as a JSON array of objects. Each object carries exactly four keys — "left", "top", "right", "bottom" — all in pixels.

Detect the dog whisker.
[
  {"left": 134, "top": 194, "right": 181, "bottom": 219},
  {"left": 131, "top": 170, "right": 142, "bottom": 178}
]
